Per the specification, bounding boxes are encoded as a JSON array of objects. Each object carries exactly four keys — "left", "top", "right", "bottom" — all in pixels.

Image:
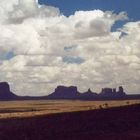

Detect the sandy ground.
[
  {"left": 0, "top": 99, "right": 140, "bottom": 119},
  {"left": 0, "top": 104, "right": 140, "bottom": 140}
]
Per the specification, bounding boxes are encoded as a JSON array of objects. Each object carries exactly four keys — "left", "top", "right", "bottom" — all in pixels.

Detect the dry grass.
[{"left": 0, "top": 99, "right": 140, "bottom": 119}]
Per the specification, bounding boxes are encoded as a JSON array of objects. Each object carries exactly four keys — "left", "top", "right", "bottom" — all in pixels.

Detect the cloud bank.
[{"left": 0, "top": 0, "right": 140, "bottom": 95}]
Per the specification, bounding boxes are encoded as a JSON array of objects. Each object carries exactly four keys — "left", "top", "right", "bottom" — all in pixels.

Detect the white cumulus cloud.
[{"left": 0, "top": 0, "right": 140, "bottom": 96}]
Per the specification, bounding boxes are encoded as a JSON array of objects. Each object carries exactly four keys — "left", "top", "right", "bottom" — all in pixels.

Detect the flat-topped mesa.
[
  {"left": 0, "top": 82, "right": 18, "bottom": 100},
  {"left": 0, "top": 82, "right": 10, "bottom": 93},
  {"left": 48, "top": 85, "right": 79, "bottom": 99}
]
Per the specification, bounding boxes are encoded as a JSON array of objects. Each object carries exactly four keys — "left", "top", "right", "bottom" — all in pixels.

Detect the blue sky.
[
  {"left": 39, "top": 0, "right": 140, "bottom": 31},
  {"left": 39, "top": 0, "right": 140, "bottom": 20}
]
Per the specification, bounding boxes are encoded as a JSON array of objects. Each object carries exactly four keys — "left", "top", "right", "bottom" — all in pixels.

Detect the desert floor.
[
  {"left": 0, "top": 103, "right": 140, "bottom": 140},
  {"left": 0, "top": 99, "right": 140, "bottom": 119}
]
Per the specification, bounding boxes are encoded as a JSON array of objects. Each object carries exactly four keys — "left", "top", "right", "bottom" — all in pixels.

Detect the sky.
[
  {"left": 39, "top": 0, "right": 140, "bottom": 30},
  {"left": 39, "top": 0, "right": 140, "bottom": 19},
  {"left": 0, "top": 0, "right": 140, "bottom": 96}
]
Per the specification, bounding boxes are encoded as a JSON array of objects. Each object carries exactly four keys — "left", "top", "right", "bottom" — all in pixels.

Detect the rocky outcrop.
[
  {"left": 99, "top": 86, "right": 126, "bottom": 99},
  {"left": 79, "top": 89, "right": 98, "bottom": 100},
  {"left": 47, "top": 86, "right": 80, "bottom": 99},
  {"left": 0, "top": 82, "right": 18, "bottom": 100}
]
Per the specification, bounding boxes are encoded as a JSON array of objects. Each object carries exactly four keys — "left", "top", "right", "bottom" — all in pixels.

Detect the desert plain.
[{"left": 0, "top": 99, "right": 140, "bottom": 119}]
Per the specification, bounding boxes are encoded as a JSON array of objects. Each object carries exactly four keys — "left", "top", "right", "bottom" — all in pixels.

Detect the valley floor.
[
  {"left": 0, "top": 103, "right": 140, "bottom": 140},
  {"left": 0, "top": 99, "right": 140, "bottom": 119}
]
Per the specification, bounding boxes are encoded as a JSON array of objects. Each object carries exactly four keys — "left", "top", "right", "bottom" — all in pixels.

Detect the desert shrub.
[
  {"left": 99, "top": 105, "right": 103, "bottom": 109},
  {"left": 126, "top": 101, "right": 130, "bottom": 105},
  {"left": 104, "top": 103, "right": 108, "bottom": 108}
]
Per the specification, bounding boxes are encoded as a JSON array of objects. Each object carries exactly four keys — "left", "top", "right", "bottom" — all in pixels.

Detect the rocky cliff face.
[
  {"left": 100, "top": 87, "right": 126, "bottom": 99},
  {"left": 0, "top": 82, "right": 18, "bottom": 100},
  {"left": 48, "top": 86, "right": 80, "bottom": 99},
  {"left": 0, "top": 82, "right": 10, "bottom": 93}
]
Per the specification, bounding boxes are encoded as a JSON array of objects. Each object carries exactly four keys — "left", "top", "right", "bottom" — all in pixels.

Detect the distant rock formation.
[
  {"left": 47, "top": 86, "right": 80, "bottom": 99},
  {"left": 100, "top": 86, "right": 126, "bottom": 99},
  {"left": 0, "top": 81, "right": 140, "bottom": 101},
  {"left": 47, "top": 85, "right": 127, "bottom": 100},
  {"left": 0, "top": 82, "right": 18, "bottom": 100},
  {"left": 79, "top": 88, "right": 98, "bottom": 99}
]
